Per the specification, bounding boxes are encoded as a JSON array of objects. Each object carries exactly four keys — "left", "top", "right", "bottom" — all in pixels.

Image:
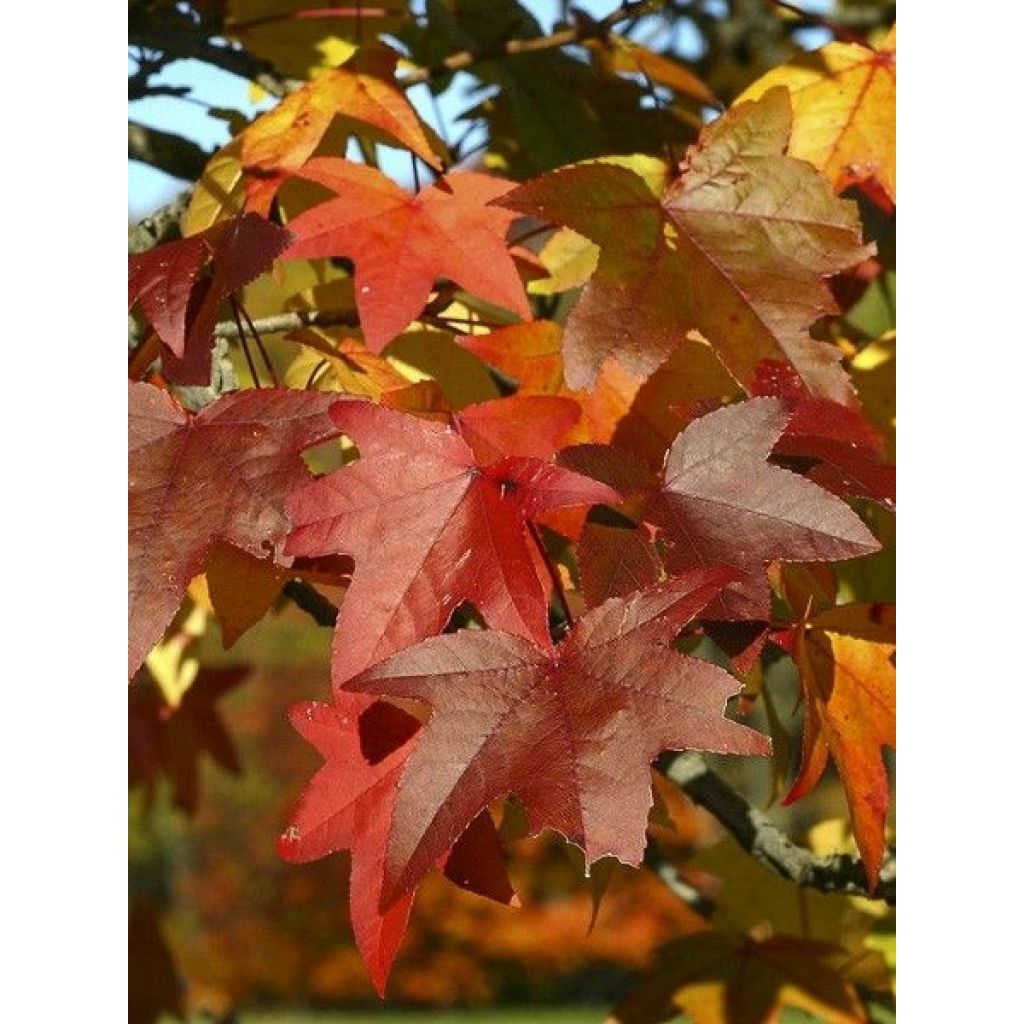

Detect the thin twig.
[
  {"left": 213, "top": 308, "right": 360, "bottom": 340},
  {"left": 766, "top": 0, "right": 868, "bottom": 46},
  {"left": 399, "top": 0, "right": 659, "bottom": 87},
  {"left": 527, "top": 521, "right": 574, "bottom": 632},
  {"left": 129, "top": 121, "right": 211, "bottom": 183},
  {"left": 304, "top": 359, "right": 329, "bottom": 391},
  {"left": 637, "top": 68, "right": 676, "bottom": 169}
]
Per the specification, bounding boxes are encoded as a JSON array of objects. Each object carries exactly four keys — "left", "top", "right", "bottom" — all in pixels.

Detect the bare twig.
[
  {"left": 399, "top": 0, "right": 659, "bottom": 87},
  {"left": 766, "top": 0, "right": 868, "bottom": 46},
  {"left": 662, "top": 752, "right": 895, "bottom": 905},
  {"left": 128, "top": 3, "right": 292, "bottom": 97}
]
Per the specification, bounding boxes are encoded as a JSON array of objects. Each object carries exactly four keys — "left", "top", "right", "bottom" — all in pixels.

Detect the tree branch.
[
  {"left": 399, "top": 0, "right": 659, "bottom": 87},
  {"left": 129, "top": 121, "right": 211, "bottom": 183},
  {"left": 662, "top": 752, "right": 895, "bottom": 906},
  {"left": 129, "top": 192, "right": 192, "bottom": 253},
  {"left": 212, "top": 308, "right": 360, "bottom": 340},
  {"left": 282, "top": 581, "right": 339, "bottom": 629},
  {"left": 128, "top": 3, "right": 291, "bottom": 97}
]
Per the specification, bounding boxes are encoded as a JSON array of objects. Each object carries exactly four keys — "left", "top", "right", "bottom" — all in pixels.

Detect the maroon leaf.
[
  {"left": 128, "top": 665, "right": 248, "bottom": 814},
  {"left": 753, "top": 360, "right": 895, "bottom": 507},
  {"left": 649, "top": 399, "right": 879, "bottom": 620},
  {"left": 128, "top": 382, "right": 342, "bottom": 678},
  {"left": 128, "top": 213, "right": 291, "bottom": 384}
]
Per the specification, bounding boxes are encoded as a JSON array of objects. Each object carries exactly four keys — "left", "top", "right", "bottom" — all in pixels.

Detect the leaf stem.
[
  {"left": 527, "top": 521, "right": 574, "bottom": 633},
  {"left": 229, "top": 297, "right": 262, "bottom": 389},
  {"left": 237, "top": 301, "right": 279, "bottom": 387}
]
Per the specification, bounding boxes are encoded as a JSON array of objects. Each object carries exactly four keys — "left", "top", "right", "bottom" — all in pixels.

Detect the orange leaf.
[
  {"left": 786, "top": 631, "right": 895, "bottom": 889},
  {"left": 240, "top": 48, "right": 441, "bottom": 213}
]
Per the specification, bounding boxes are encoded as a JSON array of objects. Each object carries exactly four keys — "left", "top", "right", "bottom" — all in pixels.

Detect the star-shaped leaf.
[
  {"left": 278, "top": 693, "right": 513, "bottom": 995},
  {"left": 285, "top": 399, "right": 619, "bottom": 685},
  {"left": 498, "top": 89, "right": 872, "bottom": 399},
  {"left": 128, "top": 382, "right": 342, "bottom": 678},
  {"left": 343, "top": 572, "right": 771, "bottom": 905},
  {"left": 283, "top": 159, "right": 531, "bottom": 350},
  {"left": 129, "top": 663, "right": 248, "bottom": 815}
]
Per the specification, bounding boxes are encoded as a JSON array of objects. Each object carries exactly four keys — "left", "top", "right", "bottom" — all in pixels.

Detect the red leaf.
[
  {"left": 285, "top": 400, "right": 620, "bottom": 686},
  {"left": 753, "top": 360, "right": 895, "bottom": 507},
  {"left": 649, "top": 400, "right": 879, "bottom": 617},
  {"left": 343, "top": 572, "right": 771, "bottom": 906},
  {"left": 455, "top": 394, "right": 581, "bottom": 464},
  {"left": 127, "top": 382, "right": 343, "bottom": 678},
  {"left": 128, "top": 213, "right": 291, "bottom": 384},
  {"left": 282, "top": 159, "right": 531, "bottom": 350},
  {"left": 279, "top": 694, "right": 513, "bottom": 994}
]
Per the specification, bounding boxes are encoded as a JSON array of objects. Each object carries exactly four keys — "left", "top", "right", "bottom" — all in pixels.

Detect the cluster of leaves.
[{"left": 129, "top": 2, "right": 895, "bottom": 1020}]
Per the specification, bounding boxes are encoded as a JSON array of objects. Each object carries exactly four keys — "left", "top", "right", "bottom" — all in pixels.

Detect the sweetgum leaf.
[
  {"left": 343, "top": 572, "right": 771, "bottom": 906},
  {"left": 499, "top": 89, "right": 872, "bottom": 398},
  {"left": 738, "top": 27, "right": 896, "bottom": 210},
  {"left": 127, "top": 382, "right": 342, "bottom": 678},
  {"left": 283, "top": 159, "right": 531, "bottom": 350},
  {"left": 285, "top": 399, "right": 619, "bottom": 685},
  {"left": 279, "top": 694, "right": 513, "bottom": 995},
  {"left": 650, "top": 399, "right": 880, "bottom": 616},
  {"left": 128, "top": 213, "right": 291, "bottom": 384},
  {"left": 576, "top": 520, "right": 660, "bottom": 608}
]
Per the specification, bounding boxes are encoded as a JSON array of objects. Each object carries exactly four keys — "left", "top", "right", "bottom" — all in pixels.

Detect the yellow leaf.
[
  {"left": 182, "top": 138, "right": 246, "bottom": 236},
  {"left": 687, "top": 837, "right": 880, "bottom": 949},
  {"left": 531, "top": 228, "right": 599, "bottom": 296},
  {"left": 610, "top": 930, "right": 879, "bottom": 1024},
  {"left": 737, "top": 27, "right": 896, "bottom": 207},
  {"left": 385, "top": 330, "right": 500, "bottom": 409},
  {"left": 225, "top": 1, "right": 407, "bottom": 81}
]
